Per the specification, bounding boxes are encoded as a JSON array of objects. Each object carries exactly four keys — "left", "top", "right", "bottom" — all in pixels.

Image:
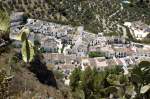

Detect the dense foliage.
[
  {"left": 88, "top": 51, "right": 105, "bottom": 58},
  {"left": 69, "top": 61, "right": 150, "bottom": 99}
]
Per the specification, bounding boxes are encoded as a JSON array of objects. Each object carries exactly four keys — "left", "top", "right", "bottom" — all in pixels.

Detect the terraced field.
[{"left": 0, "top": 0, "right": 150, "bottom": 34}]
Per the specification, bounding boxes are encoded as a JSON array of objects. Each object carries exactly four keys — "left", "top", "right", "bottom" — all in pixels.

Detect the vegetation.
[
  {"left": 0, "top": 0, "right": 150, "bottom": 98},
  {"left": 104, "top": 32, "right": 121, "bottom": 36},
  {"left": 0, "top": 69, "right": 13, "bottom": 99},
  {"left": 0, "top": 47, "right": 72, "bottom": 99},
  {"left": 61, "top": 44, "right": 65, "bottom": 53},
  {"left": 126, "top": 26, "right": 150, "bottom": 44},
  {"left": 53, "top": 70, "right": 64, "bottom": 79},
  {"left": 0, "top": 10, "right": 10, "bottom": 45},
  {"left": 0, "top": 10, "right": 10, "bottom": 32},
  {"left": 126, "top": 26, "right": 134, "bottom": 41},
  {"left": 88, "top": 51, "right": 105, "bottom": 58},
  {"left": 1, "top": 0, "right": 150, "bottom": 34},
  {"left": 13, "top": 27, "right": 35, "bottom": 63},
  {"left": 40, "top": 47, "right": 47, "bottom": 53},
  {"left": 136, "top": 39, "right": 150, "bottom": 44},
  {"left": 69, "top": 61, "right": 150, "bottom": 99},
  {"left": 0, "top": 22, "right": 70, "bottom": 98},
  {"left": 69, "top": 68, "right": 82, "bottom": 91}
]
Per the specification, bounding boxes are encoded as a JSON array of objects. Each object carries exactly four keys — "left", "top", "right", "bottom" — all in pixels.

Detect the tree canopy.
[{"left": 69, "top": 61, "right": 150, "bottom": 99}]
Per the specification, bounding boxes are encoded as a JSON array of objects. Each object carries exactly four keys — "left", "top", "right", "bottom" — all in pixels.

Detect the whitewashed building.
[{"left": 124, "top": 21, "right": 150, "bottom": 40}]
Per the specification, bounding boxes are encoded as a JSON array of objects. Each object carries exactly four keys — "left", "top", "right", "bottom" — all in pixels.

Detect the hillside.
[
  {"left": 0, "top": 0, "right": 150, "bottom": 98},
  {"left": 0, "top": 0, "right": 150, "bottom": 34},
  {"left": 0, "top": 47, "right": 72, "bottom": 99}
]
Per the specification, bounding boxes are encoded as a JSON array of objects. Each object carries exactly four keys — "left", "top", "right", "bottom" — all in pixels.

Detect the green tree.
[
  {"left": 80, "top": 66, "right": 95, "bottom": 99},
  {"left": 139, "top": 61, "right": 150, "bottom": 68},
  {"left": 88, "top": 51, "right": 105, "bottom": 58},
  {"left": 70, "top": 63, "right": 150, "bottom": 99},
  {"left": 131, "top": 61, "right": 150, "bottom": 98},
  {"left": 14, "top": 27, "right": 35, "bottom": 63},
  {"left": 69, "top": 68, "right": 82, "bottom": 91}
]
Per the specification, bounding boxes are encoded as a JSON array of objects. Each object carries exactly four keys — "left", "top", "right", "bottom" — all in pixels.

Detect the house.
[
  {"left": 41, "top": 37, "right": 59, "bottom": 53},
  {"left": 104, "top": 47, "right": 130, "bottom": 59},
  {"left": 106, "top": 36, "right": 126, "bottom": 44},
  {"left": 95, "top": 58, "right": 109, "bottom": 70},
  {"left": 124, "top": 21, "right": 150, "bottom": 40},
  {"left": 90, "top": 33, "right": 107, "bottom": 47},
  {"left": 10, "top": 12, "right": 24, "bottom": 27},
  {"left": 81, "top": 57, "right": 109, "bottom": 71},
  {"left": 133, "top": 48, "right": 150, "bottom": 59},
  {"left": 72, "top": 41, "right": 88, "bottom": 57}
]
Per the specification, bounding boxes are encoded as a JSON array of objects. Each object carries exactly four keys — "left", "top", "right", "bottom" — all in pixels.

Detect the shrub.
[{"left": 88, "top": 51, "right": 105, "bottom": 58}]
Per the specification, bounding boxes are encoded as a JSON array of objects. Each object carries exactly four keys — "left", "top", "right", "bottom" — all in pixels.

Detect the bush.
[
  {"left": 104, "top": 32, "right": 120, "bottom": 36},
  {"left": 0, "top": 10, "right": 10, "bottom": 32},
  {"left": 69, "top": 64, "right": 150, "bottom": 99},
  {"left": 88, "top": 51, "right": 105, "bottom": 58},
  {"left": 53, "top": 70, "right": 64, "bottom": 79},
  {"left": 0, "top": 70, "right": 13, "bottom": 99}
]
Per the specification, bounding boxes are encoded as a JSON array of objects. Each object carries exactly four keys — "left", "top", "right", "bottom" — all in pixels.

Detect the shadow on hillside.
[{"left": 28, "top": 56, "right": 58, "bottom": 88}]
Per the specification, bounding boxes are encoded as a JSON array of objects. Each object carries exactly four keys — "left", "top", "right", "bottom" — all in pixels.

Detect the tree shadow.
[{"left": 28, "top": 56, "right": 58, "bottom": 88}]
